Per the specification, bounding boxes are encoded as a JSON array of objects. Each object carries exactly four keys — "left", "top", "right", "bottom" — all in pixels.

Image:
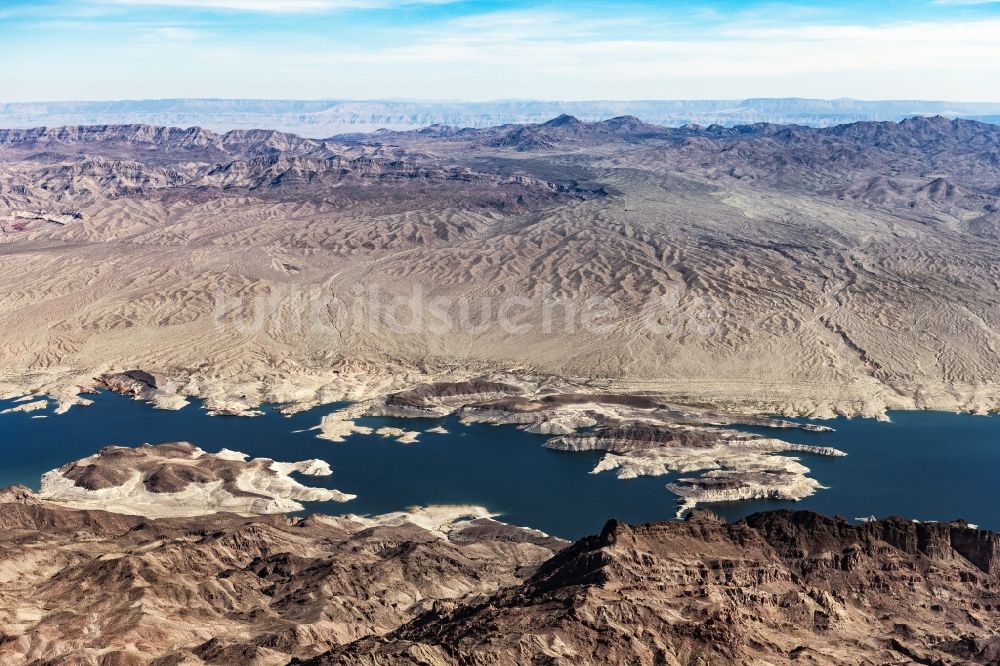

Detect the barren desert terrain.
[
  {"left": 3, "top": 483, "right": 999, "bottom": 665},
  {"left": 2, "top": 115, "right": 1000, "bottom": 417}
]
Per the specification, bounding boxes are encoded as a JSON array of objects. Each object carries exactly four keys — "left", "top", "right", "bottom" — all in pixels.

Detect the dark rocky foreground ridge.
[
  {"left": 313, "top": 510, "right": 1000, "bottom": 665},
  {"left": 2, "top": 486, "right": 998, "bottom": 665}
]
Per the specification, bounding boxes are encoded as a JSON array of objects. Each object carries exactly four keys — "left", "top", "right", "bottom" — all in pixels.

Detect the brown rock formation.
[
  {"left": 3, "top": 488, "right": 998, "bottom": 665},
  {"left": 0, "top": 494, "right": 564, "bottom": 665},
  {"left": 313, "top": 510, "right": 1000, "bottom": 665}
]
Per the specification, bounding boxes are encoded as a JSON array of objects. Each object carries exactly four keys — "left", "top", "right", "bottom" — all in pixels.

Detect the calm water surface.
[{"left": 1, "top": 391, "right": 998, "bottom": 539}]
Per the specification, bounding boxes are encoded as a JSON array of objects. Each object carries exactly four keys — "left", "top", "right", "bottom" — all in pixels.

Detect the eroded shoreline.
[
  {"left": 5, "top": 360, "right": 1000, "bottom": 423},
  {"left": 6, "top": 367, "right": 1000, "bottom": 529},
  {"left": 7, "top": 371, "right": 856, "bottom": 521}
]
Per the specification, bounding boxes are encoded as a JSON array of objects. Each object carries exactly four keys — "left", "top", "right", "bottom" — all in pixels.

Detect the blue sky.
[{"left": 2, "top": 0, "right": 1000, "bottom": 101}]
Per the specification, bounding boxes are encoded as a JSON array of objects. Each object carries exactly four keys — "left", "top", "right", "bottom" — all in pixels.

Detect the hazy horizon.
[{"left": 5, "top": 97, "right": 1000, "bottom": 137}]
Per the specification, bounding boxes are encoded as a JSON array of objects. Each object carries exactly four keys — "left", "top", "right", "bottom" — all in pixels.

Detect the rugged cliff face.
[
  {"left": 2, "top": 487, "right": 998, "bottom": 666},
  {"left": 313, "top": 510, "right": 1000, "bottom": 665}
]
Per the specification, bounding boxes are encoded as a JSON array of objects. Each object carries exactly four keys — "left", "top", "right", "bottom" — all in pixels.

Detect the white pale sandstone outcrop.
[{"left": 38, "top": 443, "right": 354, "bottom": 517}]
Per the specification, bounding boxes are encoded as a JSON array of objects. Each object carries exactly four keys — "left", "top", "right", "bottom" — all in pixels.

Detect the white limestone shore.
[{"left": 1, "top": 399, "right": 48, "bottom": 414}]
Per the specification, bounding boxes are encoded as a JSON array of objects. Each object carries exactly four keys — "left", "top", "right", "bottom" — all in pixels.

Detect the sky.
[{"left": 2, "top": 0, "right": 1000, "bottom": 102}]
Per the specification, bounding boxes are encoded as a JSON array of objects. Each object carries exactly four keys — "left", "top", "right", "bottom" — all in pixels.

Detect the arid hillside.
[
  {"left": 2, "top": 116, "right": 1000, "bottom": 416},
  {"left": 319, "top": 509, "right": 1000, "bottom": 665},
  {"left": 2, "top": 486, "right": 998, "bottom": 665}
]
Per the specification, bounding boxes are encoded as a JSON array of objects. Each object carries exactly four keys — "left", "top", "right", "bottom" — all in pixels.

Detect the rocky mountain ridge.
[
  {"left": 3, "top": 488, "right": 997, "bottom": 665},
  {"left": 0, "top": 488, "right": 565, "bottom": 665},
  {"left": 0, "top": 123, "right": 597, "bottom": 214},
  {"left": 314, "top": 509, "right": 1000, "bottom": 665}
]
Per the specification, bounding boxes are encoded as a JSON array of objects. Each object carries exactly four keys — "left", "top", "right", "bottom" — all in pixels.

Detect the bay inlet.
[{"left": 2, "top": 391, "right": 997, "bottom": 539}]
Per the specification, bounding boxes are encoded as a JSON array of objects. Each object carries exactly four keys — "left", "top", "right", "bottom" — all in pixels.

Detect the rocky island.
[{"left": 38, "top": 442, "right": 354, "bottom": 517}]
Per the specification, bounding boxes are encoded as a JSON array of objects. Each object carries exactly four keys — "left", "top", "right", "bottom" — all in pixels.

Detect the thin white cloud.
[
  {"left": 255, "top": 12, "right": 1000, "bottom": 99},
  {"left": 97, "top": 0, "right": 453, "bottom": 11},
  {"left": 143, "top": 26, "right": 201, "bottom": 40},
  {"left": 4, "top": 5, "right": 1000, "bottom": 101},
  {"left": 337, "top": 11, "right": 1000, "bottom": 72}
]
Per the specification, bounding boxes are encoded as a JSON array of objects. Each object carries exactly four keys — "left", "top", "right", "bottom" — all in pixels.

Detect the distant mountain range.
[{"left": 2, "top": 98, "right": 1000, "bottom": 137}]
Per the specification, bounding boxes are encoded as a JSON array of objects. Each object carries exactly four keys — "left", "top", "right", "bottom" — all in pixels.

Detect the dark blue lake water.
[{"left": 1, "top": 391, "right": 998, "bottom": 539}]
